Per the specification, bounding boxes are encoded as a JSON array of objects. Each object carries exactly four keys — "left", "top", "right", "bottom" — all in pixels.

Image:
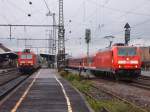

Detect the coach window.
[{"left": 89, "top": 57, "right": 93, "bottom": 63}]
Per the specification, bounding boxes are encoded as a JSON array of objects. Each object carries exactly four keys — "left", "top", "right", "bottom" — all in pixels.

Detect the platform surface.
[
  {"left": 142, "top": 70, "right": 150, "bottom": 77},
  {"left": 0, "top": 69, "right": 91, "bottom": 112}
]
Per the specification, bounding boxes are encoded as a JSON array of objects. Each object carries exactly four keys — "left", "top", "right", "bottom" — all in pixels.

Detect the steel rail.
[
  {"left": 90, "top": 84, "right": 148, "bottom": 112},
  {"left": 82, "top": 91, "right": 110, "bottom": 112}
]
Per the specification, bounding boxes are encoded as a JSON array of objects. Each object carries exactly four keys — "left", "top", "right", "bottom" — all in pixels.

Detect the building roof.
[{"left": 0, "top": 43, "right": 11, "bottom": 53}]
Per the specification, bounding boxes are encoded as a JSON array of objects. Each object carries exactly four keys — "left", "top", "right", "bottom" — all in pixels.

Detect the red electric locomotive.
[
  {"left": 17, "top": 49, "right": 40, "bottom": 73},
  {"left": 67, "top": 44, "right": 141, "bottom": 80}
]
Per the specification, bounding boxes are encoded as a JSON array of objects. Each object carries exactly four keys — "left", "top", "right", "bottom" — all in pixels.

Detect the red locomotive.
[
  {"left": 67, "top": 44, "right": 141, "bottom": 80},
  {"left": 17, "top": 49, "right": 40, "bottom": 73}
]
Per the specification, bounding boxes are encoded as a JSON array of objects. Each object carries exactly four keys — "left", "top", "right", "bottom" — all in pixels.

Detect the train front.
[
  {"left": 17, "top": 51, "right": 35, "bottom": 73},
  {"left": 113, "top": 46, "right": 141, "bottom": 79}
]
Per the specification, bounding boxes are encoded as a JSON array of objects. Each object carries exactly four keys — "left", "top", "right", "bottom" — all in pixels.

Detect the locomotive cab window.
[
  {"left": 27, "top": 54, "right": 33, "bottom": 59},
  {"left": 21, "top": 54, "right": 26, "bottom": 59},
  {"left": 118, "top": 47, "right": 137, "bottom": 56}
]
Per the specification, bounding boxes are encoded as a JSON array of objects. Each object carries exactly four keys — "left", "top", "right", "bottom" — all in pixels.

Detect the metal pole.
[
  {"left": 87, "top": 42, "right": 90, "bottom": 66},
  {"left": 48, "top": 30, "right": 52, "bottom": 55},
  {"left": 52, "top": 13, "right": 57, "bottom": 68},
  {"left": 9, "top": 25, "right": 12, "bottom": 40},
  {"left": 58, "top": 0, "right": 65, "bottom": 70},
  {"left": 25, "top": 39, "right": 27, "bottom": 49}
]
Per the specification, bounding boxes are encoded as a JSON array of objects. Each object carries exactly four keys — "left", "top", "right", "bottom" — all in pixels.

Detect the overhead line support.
[{"left": 58, "top": 0, "right": 65, "bottom": 70}]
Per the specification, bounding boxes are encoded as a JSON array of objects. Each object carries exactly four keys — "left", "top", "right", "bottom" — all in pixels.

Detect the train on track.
[
  {"left": 17, "top": 49, "right": 41, "bottom": 73},
  {"left": 66, "top": 43, "right": 141, "bottom": 80},
  {"left": 139, "top": 47, "right": 150, "bottom": 70}
]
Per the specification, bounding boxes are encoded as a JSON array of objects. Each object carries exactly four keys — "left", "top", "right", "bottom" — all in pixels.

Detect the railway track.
[
  {"left": 0, "top": 70, "right": 20, "bottom": 85},
  {"left": 0, "top": 69, "right": 31, "bottom": 100},
  {"left": 130, "top": 76, "right": 150, "bottom": 90},
  {"left": 91, "top": 75, "right": 150, "bottom": 91},
  {"left": 66, "top": 70, "right": 150, "bottom": 111},
  {"left": 90, "top": 84, "right": 148, "bottom": 112},
  {"left": 82, "top": 90, "right": 111, "bottom": 112},
  {"left": 139, "top": 75, "right": 150, "bottom": 80},
  {"left": 82, "top": 77, "right": 149, "bottom": 112}
]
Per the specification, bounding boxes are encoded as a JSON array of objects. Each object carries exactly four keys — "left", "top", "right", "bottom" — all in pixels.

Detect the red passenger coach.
[
  {"left": 67, "top": 44, "right": 141, "bottom": 80},
  {"left": 17, "top": 49, "right": 40, "bottom": 73}
]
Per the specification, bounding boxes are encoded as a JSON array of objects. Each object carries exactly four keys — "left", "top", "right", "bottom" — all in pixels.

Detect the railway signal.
[
  {"left": 85, "top": 29, "right": 91, "bottom": 44},
  {"left": 85, "top": 29, "right": 91, "bottom": 66},
  {"left": 124, "top": 23, "right": 131, "bottom": 46}
]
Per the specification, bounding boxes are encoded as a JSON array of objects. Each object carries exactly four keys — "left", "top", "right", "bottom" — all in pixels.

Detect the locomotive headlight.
[
  {"left": 135, "top": 65, "right": 138, "bottom": 68},
  {"left": 28, "top": 61, "right": 33, "bottom": 64},
  {"left": 20, "top": 61, "right": 25, "bottom": 64},
  {"left": 130, "top": 61, "right": 138, "bottom": 64},
  {"left": 118, "top": 60, "right": 126, "bottom": 64}
]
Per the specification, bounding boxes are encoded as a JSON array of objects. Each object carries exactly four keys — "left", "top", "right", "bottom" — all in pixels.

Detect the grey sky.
[{"left": 0, "top": 0, "right": 150, "bottom": 56}]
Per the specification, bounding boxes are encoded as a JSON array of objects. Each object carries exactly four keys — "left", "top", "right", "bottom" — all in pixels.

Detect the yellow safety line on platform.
[
  {"left": 11, "top": 70, "right": 41, "bottom": 112},
  {"left": 55, "top": 76, "right": 73, "bottom": 112}
]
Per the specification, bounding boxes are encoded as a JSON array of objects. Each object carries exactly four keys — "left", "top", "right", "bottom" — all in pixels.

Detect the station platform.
[
  {"left": 142, "top": 71, "right": 150, "bottom": 77},
  {"left": 0, "top": 69, "right": 91, "bottom": 112}
]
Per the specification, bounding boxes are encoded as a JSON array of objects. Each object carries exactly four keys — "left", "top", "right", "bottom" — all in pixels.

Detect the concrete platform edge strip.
[
  {"left": 0, "top": 70, "right": 38, "bottom": 107},
  {"left": 11, "top": 70, "right": 41, "bottom": 112},
  {"left": 55, "top": 76, "right": 73, "bottom": 112},
  {"left": 59, "top": 76, "right": 94, "bottom": 112}
]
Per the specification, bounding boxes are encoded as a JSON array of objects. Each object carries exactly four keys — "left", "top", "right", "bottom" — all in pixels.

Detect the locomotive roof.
[
  {"left": 18, "top": 51, "right": 35, "bottom": 54},
  {"left": 98, "top": 45, "right": 137, "bottom": 52}
]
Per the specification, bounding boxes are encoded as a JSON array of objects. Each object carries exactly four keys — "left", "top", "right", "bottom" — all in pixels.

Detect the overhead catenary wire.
[
  {"left": 92, "top": 17, "right": 150, "bottom": 42},
  {"left": 3, "top": 0, "right": 46, "bottom": 24},
  {"left": 66, "top": 0, "right": 150, "bottom": 39},
  {"left": 43, "top": 0, "right": 51, "bottom": 13},
  {"left": 6, "top": 0, "right": 28, "bottom": 14},
  {"left": 0, "top": 0, "right": 20, "bottom": 23},
  {"left": 93, "top": 0, "right": 150, "bottom": 31},
  {"left": 73, "top": 0, "right": 150, "bottom": 36},
  {"left": 87, "top": 0, "right": 150, "bottom": 17},
  {"left": 69, "top": 0, "right": 149, "bottom": 43},
  {"left": 84, "top": 0, "right": 150, "bottom": 37}
]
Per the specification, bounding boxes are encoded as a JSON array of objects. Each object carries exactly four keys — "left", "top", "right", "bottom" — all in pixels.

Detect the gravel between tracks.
[
  {"left": 92, "top": 79, "right": 150, "bottom": 110},
  {"left": 0, "top": 71, "right": 21, "bottom": 86}
]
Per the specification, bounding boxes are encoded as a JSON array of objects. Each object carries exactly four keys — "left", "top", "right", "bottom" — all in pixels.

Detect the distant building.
[{"left": 0, "top": 43, "right": 17, "bottom": 68}]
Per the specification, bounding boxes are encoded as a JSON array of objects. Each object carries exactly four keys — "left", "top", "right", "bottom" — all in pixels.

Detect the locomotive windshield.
[
  {"left": 118, "top": 47, "right": 137, "bottom": 56},
  {"left": 21, "top": 54, "right": 26, "bottom": 59},
  {"left": 27, "top": 54, "right": 32, "bottom": 59},
  {"left": 21, "top": 54, "right": 33, "bottom": 59}
]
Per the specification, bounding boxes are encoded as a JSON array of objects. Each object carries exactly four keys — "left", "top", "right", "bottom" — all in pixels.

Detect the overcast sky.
[{"left": 0, "top": 0, "right": 150, "bottom": 56}]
